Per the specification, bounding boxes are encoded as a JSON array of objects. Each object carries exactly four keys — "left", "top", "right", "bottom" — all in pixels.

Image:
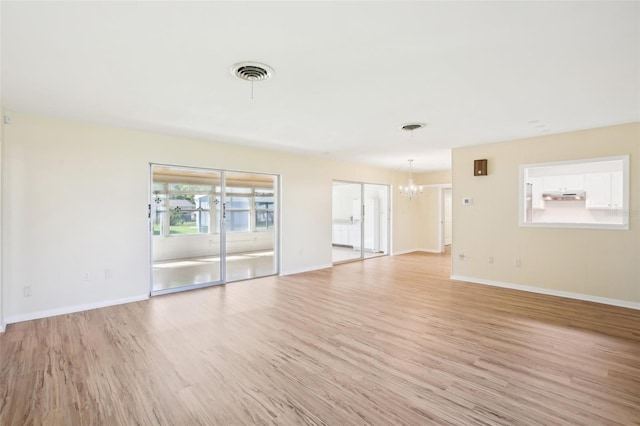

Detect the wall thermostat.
[{"left": 462, "top": 197, "right": 473, "bottom": 205}]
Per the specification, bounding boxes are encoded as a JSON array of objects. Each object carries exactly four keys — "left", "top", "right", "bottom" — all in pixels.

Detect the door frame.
[
  {"left": 331, "top": 180, "right": 390, "bottom": 264},
  {"left": 439, "top": 184, "right": 453, "bottom": 253},
  {"left": 148, "top": 163, "right": 280, "bottom": 296}
]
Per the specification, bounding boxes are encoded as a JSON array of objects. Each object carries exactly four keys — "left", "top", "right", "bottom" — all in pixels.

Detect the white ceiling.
[{"left": 2, "top": 1, "right": 638, "bottom": 172}]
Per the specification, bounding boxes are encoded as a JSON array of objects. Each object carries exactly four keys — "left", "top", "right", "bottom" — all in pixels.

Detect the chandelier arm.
[{"left": 400, "top": 159, "right": 423, "bottom": 199}]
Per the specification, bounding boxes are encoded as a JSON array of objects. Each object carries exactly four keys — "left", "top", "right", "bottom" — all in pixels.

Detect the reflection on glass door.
[
  {"left": 224, "top": 171, "right": 278, "bottom": 282},
  {"left": 332, "top": 181, "right": 389, "bottom": 263},
  {"left": 150, "top": 164, "right": 279, "bottom": 295}
]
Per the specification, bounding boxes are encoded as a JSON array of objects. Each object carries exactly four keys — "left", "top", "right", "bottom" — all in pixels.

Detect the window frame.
[
  {"left": 152, "top": 185, "right": 276, "bottom": 236},
  {"left": 254, "top": 191, "right": 275, "bottom": 231},
  {"left": 518, "top": 155, "right": 630, "bottom": 230}
]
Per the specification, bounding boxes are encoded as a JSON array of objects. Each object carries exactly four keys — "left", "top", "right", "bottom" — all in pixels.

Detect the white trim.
[
  {"left": 393, "top": 249, "right": 443, "bottom": 255},
  {"left": 415, "top": 248, "right": 443, "bottom": 253},
  {"left": 450, "top": 275, "right": 640, "bottom": 311},
  {"left": 4, "top": 294, "right": 150, "bottom": 325},
  {"left": 281, "top": 263, "right": 332, "bottom": 276},
  {"left": 392, "top": 249, "right": 418, "bottom": 256},
  {"left": 440, "top": 185, "right": 452, "bottom": 252},
  {"left": 0, "top": 323, "right": 5, "bottom": 333},
  {"left": 518, "top": 155, "right": 630, "bottom": 230},
  {"left": 519, "top": 222, "right": 629, "bottom": 231}
]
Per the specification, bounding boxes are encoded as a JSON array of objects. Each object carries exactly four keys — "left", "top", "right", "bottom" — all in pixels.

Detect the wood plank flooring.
[{"left": 1, "top": 252, "right": 639, "bottom": 425}]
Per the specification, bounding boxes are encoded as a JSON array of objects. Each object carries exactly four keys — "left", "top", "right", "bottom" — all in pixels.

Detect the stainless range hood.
[{"left": 541, "top": 190, "right": 586, "bottom": 201}]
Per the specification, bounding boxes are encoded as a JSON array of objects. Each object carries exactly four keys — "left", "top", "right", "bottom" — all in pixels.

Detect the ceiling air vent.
[
  {"left": 401, "top": 123, "right": 425, "bottom": 131},
  {"left": 230, "top": 62, "right": 274, "bottom": 82}
]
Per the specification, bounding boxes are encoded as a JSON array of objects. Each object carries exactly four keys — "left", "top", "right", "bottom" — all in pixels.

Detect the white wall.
[
  {"left": 451, "top": 123, "right": 640, "bottom": 308},
  {"left": 1, "top": 112, "right": 421, "bottom": 323},
  {"left": 332, "top": 183, "right": 360, "bottom": 223}
]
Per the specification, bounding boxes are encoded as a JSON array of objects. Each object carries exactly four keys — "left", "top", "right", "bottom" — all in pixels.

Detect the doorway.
[
  {"left": 441, "top": 187, "right": 452, "bottom": 252},
  {"left": 150, "top": 164, "right": 279, "bottom": 295},
  {"left": 332, "top": 181, "right": 390, "bottom": 263}
]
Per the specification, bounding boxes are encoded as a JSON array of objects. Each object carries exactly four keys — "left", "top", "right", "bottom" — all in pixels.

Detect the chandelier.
[{"left": 399, "top": 159, "right": 423, "bottom": 200}]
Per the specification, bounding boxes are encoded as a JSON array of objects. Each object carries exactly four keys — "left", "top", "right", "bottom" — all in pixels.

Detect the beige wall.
[
  {"left": 418, "top": 170, "right": 452, "bottom": 185},
  {"left": 0, "top": 107, "right": 3, "bottom": 329},
  {"left": 2, "top": 112, "right": 430, "bottom": 322},
  {"left": 6, "top": 111, "right": 635, "bottom": 323},
  {"left": 391, "top": 170, "right": 453, "bottom": 254},
  {"left": 391, "top": 171, "right": 424, "bottom": 254},
  {"left": 412, "top": 170, "right": 452, "bottom": 253},
  {"left": 452, "top": 123, "right": 640, "bottom": 307},
  {"left": 414, "top": 187, "right": 440, "bottom": 252}
]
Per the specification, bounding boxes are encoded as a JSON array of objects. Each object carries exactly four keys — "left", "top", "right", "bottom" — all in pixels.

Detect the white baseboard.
[
  {"left": 393, "top": 249, "right": 443, "bottom": 255},
  {"left": 4, "top": 294, "right": 150, "bottom": 325},
  {"left": 415, "top": 248, "right": 444, "bottom": 254},
  {"left": 0, "top": 323, "right": 5, "bottom": 333},
  {"left": 392, "top": 249, "right": 417, "bottom": 255},
  {"left": 450, "top": 275, "right": 640, "bottom": 311},
  {"left": 281, "top": 263, "right": 332, "bottom": 276}
]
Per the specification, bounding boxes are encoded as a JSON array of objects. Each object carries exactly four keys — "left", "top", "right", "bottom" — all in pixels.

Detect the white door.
[{"left": 443, "top": 188, "right": 452, "bottom": 246}]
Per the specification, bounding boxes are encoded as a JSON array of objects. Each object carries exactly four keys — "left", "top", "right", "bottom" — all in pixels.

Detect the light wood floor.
[{"left": 1, "top": 252, "right": 639, "bottom": 425}]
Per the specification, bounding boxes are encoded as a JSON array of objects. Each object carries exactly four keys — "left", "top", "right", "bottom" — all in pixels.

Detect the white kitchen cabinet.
[
  {"left": 332, "top": 224, "right": 351, "bottom": 246},
  {"left": 528, "top": 177, "right": 545, "bottom": 209},
  {"left": 564, "top": 174, "right": 585, "bottom": 190},
  {"left": 543, "top": 174, "right": 584, "bottom": 192},
  {"left": 610, "top": 171, "right": 623, "bottom": 208},
  {"left": 585, "top": 172, "right": 623, "bottom": 209}
]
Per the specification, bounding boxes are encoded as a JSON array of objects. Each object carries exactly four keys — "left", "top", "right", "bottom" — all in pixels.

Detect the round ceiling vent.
[
  {"left": 230, "top": 62, "right": 274, "bottom": 82},
  {"left": 401, "top": 123, "right": 426, "bottom": 131}
]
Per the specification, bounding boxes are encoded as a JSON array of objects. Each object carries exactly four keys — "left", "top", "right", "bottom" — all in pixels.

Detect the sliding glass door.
[
  {"left": 331, "top": 182, "right": 362, "bottom": 263},
  {"left": 150, "top": 164, "right": 278, "bottom": 295},
  {"left": 363, "top": 183, "right": 389, "bottom": 259},
  {"left": 332, "top": 181, "right": 389, "bottom": 263},
  {"left": 224, "top": 171, "right": 278, "bottom": 282}
]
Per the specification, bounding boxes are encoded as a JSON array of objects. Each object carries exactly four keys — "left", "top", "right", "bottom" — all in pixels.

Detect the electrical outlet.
[
  {"left": 458, "top": 254, "right": 468, "bottom": 261},
  {"left": 488, "top": 256, "right": 494, "bottom": 264},
  {"left": 23, "top": 286, "right": 32, "bottom": 297},
  {"left": 105, "top": 269, "right": 113, "bottom": 279},
  {"left": 83, "top": 272, "right": 90, "bottom": 281},
  {"left": 514, "top": 258, "right": 521, "bottom": 268}
]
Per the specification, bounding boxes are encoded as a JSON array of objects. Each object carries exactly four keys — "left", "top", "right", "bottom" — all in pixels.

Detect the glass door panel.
[
  {"left": 224, "top": 171, "right": 278, "bottom": 282},
  {"left": 332, "top": 181, "right": 363, "bottom": 263},
  {"left": 151, "top": 165, "right": 223, "bottom": 294},
  {"left": 363, "top": 184, "right": 390, "bottom": 258}
]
